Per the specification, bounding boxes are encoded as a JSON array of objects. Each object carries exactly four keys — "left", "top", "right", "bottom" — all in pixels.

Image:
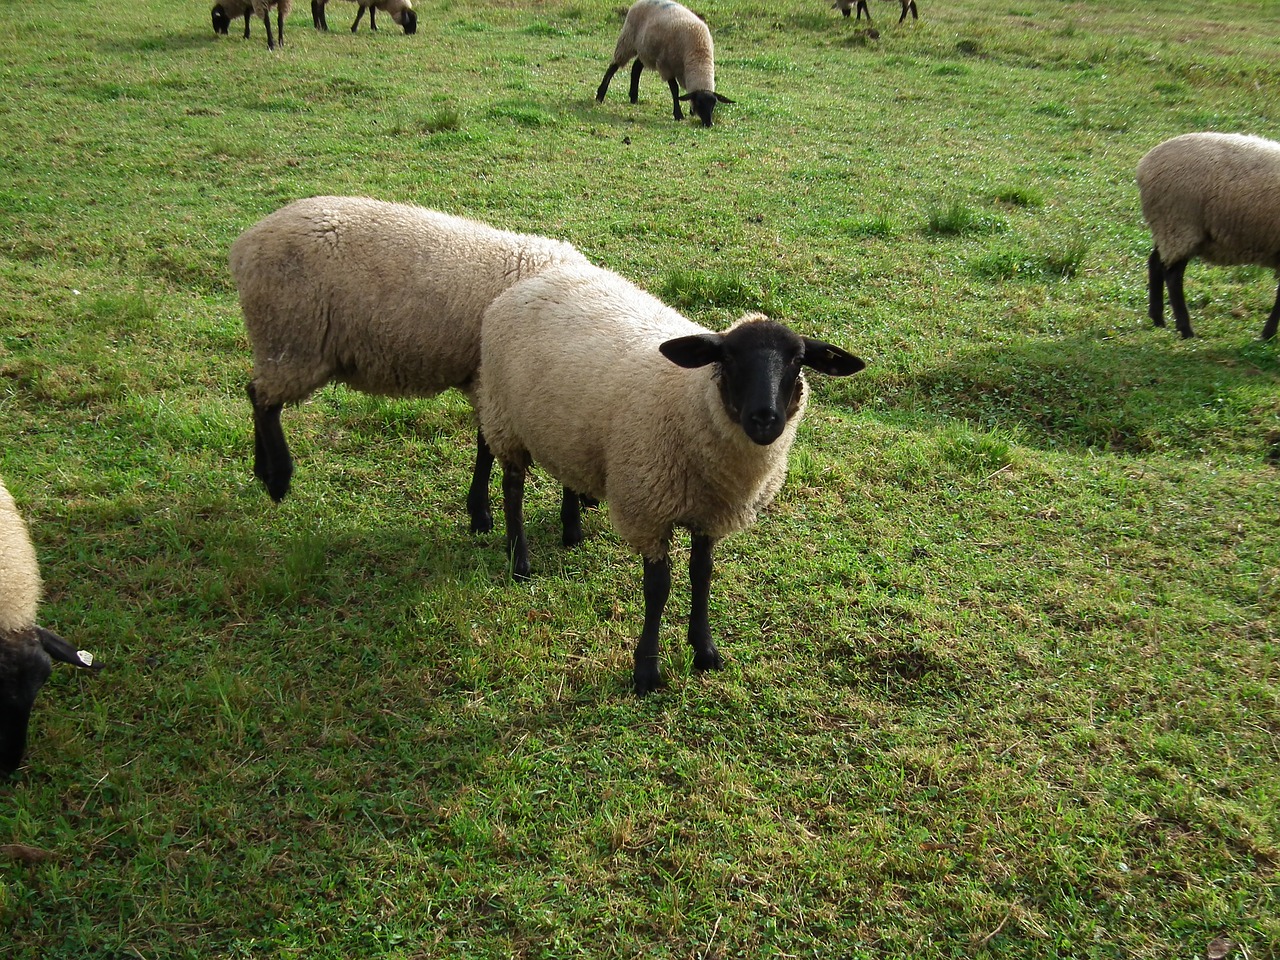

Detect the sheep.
[
  {"left": 1137, "top": 132, "right": 1280, "bottom": 340},
  {"left": 212, "top": 0, "right": 253, "bottom": 38},
  {"left": 596, "top": 0, "right": 734, "bottom": 128},
  {"left": 212, "top": 0, "right": 291, "bottom": 49},
  {"left": 475, "top": 262, "right": 865, "bottom": 695},
  {"left": 1, "top": 476, "right": 102, "bottom": 777},
  {"left": 832, "top": 0, "right": 917, "bottom": 22},
  {"left": 229, "top": 195, "right": 592, "bottom": 534},
  {"left": 311, "top": 0, "right": 417, "bottom": 34}
]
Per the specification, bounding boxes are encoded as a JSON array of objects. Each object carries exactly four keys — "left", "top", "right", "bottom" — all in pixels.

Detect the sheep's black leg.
[
  {"left": 910, "top": 1, "right": 919, "bottom": 20},
  {"left": 369, "top": 7, "right": 378, "bottom": 30},
  {"left": 247, "top": 382, "right": 293, "bottom": 501},
  {"left": 467, "top": 429, "right": 494, "bottom": 534},
  {"left": 502, "top": 462, "right": 531, "bottom": 582},
  {"left": 312, "top": 0, "right": 328, "bottom": 29},
  {"left": 842, "top": 7, "right": 851, "bottom": 18},
  {"left": 262, "top": 11, "right": 276, "bottom": 49},
  {"left": 351, "top": 6, "right": 367, "bottom": 31},
  {"left": 629, "top": 61, "right": 644, "bottom": 104},
  {"left": 242, "top": 10, "right": 252, "bottom": 37},
  {"left": 1263, "top": 280, "right": 1280, "bottom": 340},
  {"left": 1147, "top": 247, "right": 1166, "bottom": 328},
  {"left": 855, "top": 0, "right": 869, "bottom": 20},
  {"left": 667, "top": 78, "right": 683, "bottom": 120},
  {"left": 597, "top": 64, "right": 620, "bottom": 102},
  {"left": 688, "top": 534, "right": 723, "bottom": 673},
  {"left": 561, "top": 488, "right": 584, "bottom": 549},
  {"left": 1164, "top": 258, "right": 1195, "bottom": 338},
  {"left": 276, "top": 6, "right": 286, "bottom": 45},
  {"left": 635, "top": 556, "right": 671, "bottom": 695}
]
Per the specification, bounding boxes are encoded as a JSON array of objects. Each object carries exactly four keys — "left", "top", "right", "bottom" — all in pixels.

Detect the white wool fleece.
[{"left": 0, "top": 478, "right": 42, "bottom": 633}]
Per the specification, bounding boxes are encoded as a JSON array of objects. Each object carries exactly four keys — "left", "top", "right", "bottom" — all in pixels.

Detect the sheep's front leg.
[
  {"left": 629, "top": 61, "right": 644, "bottom": 104},
  {"left": 351, "top": 6, "right": 368, "bottom": 31},
  {"left": 667, "top": 78, "right": 683, "bottom": 120},
  {"left": 242, "top": 10, "right": 252, "bottom": 36},
  {"left": 635, "top": 556, "right": 671, "bottom": 695},
  {"left": 247, "top": 382, "right": 293, "bottom": 501},
  {"left": 688, "top": 534, "right": 723, "bottom": 672},
  {"left": 276, "top": 6, "right": 286, "bottom": 45},
  {"left": 502, "top": 462, "right": 531, "bottom": 581},
  {"left": 1147, "top": 247, "right": 1166, "bottom": 328},
  {"left": 1163, "top": 258, "right": 1196, "bottom": 338},
  {"left": 856, "top": 0, "right": 870, "bottom": 20},
  {"left": 262, "top": 11, "right": 277, "bottom": 49},
  {"left": 467, "top": 430, "right": 494, "bottom": 534},
  {"left": 312, "top": 0, "right": 328, "bottom": 29}
]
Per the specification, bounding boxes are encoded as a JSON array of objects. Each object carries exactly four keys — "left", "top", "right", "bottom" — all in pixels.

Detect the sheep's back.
[
  {"left": 231, "top": 197, "right": 586, "bottom": 403},
  {"left": 621, "top": 0, "right": 714, "bottom": 89},
  {"left": 0, "top": 479, "right": 41, "bottom": 632},
  {"left": 1138, "top": 132, "right": 1280, "bottom": 268}
]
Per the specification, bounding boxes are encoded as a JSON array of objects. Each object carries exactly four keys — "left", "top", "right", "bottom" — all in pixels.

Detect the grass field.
[{"left": 1, "top": 0, "right": 1278, "bottom": 956}]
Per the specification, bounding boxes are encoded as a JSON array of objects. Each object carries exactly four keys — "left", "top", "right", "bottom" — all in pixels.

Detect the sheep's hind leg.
[
  {"left": 1147, "top": 247, "right": 1166, "bottom": 328},
  {"left": 667, "top": 78, "right": 683, "bottom": 120},
  {"left": 351, "top": 6, "right": 367, "bottom": 31},
  {"left": 247, "top": 382, "right": 293, "bottom": 502},
  {"left": 467, "top": 430, "right": 494, "bottom": 534},
  {"left": 688, "top": 534, "right": 723, "bottom": 673},
  {"left": 630, "top": 61, "right": 645, "bottom": 104},
  {"left": 312, "top": 0, "right": 328, "bottom": 29},
  {"left": 501, "top": 461, "right": 531, "bottom": 581},
  {"left": 560, "top": 488, "right": 584, "bottom": 548},
  {"left": 597, "top": 64, "right": 621, "bottom": 102},
  {"left": 242, "top": 11, "right": 251, "bottom": 36},
  {"left": 635, "top": 556, "right": 671, "bottom": 695},
  {"left": 1163, "top": 258, "right": 1196, "bottom": 338},
  {"left": 1262, "top": 280, "right": 1280, "bottom": 340}
]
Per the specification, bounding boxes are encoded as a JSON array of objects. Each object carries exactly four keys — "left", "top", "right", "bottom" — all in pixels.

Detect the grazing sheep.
[
  {"left": 229, "top": 196, "right": 591, "bottom": 533},
  {"left": 212, "top": 0, "right": 253, "bottom": 38},
  {"left": 596, "top": 0, "right": 734, "bottom": 128},
  {"left": 1, "top": 476, "right": 102, "bottom": 777},
  {"left": 476, "top": 263, "right": 865, "bottom": 695},
  {"left": 833, "top": 0, "right": 916, "bottom": 21},
  {"left": 311, "top": 0, "right": 417, "bottom": 34},
  {"left": 1137, "top": 131, "right": 1280, "bottom": 340}
]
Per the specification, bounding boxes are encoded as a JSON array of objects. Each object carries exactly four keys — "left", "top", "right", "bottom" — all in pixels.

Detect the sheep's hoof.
[
  {"left": 469, "top": 513, "right": 493, "bottom": 535},
  {"left": 693, "top": 648, "right": 724, "bottom": 673},
  {"left": 633, "top": 664, "right": 665, "bottom": 696}
]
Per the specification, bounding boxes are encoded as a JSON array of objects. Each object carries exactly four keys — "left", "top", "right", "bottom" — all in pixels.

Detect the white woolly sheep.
[
  {"left": 596, "top": 0, "right": 734, "bottom": 128},
  {"left": 1, "top": 476, "right": 102, "bottom": 777},
  {"left": 212, "top": 0, "right": 253, "bottom": 39},
  {"left": 1137, "top": 131, "right": 1280, "bottom": 340},
  {"left": 230, "top": 195, "right": 591, "bottom": 533},
  {"left": 311, "top": 0, "right": 417, "bottom": 34},
  {"left": 833, "top": 0, "right": 917, "bottom": 22},
  {"left": 212, "top": 0, "right": 291, "bottom": 49},
  {"left": 475, "top": 263, "right": 865, "bottom": 695}
]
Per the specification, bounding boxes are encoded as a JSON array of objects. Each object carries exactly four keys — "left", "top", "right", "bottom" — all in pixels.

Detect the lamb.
[
  {"left": 1137, "top": 132, "right": 1280, "bottom": 340},
  {"left": 596, "top": 0, "right": 734, "bottom": 128},
  {"left": 311, "top": 0, "right": 417, "bottom": 34},
  {"left": 833, "top": 0, "right": 917, "bottom": 23},
  {"left": 1, "top": 476, "right": 102, "bottom": 777},
  {"left": 212, "top": 0, "right": 253, "bottom": 38},
  {"left": 475, "top": 263, "right": 865, "bottom": 695},
  {"left": 229, "top": 195, "right": 592, "bottom": 533}
]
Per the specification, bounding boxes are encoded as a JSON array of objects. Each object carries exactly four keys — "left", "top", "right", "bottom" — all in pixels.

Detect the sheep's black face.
[
  {"left": 212, "top": 5, "right": 231, "bottom": 34},
  {"left": 660, "top": 320, "right": 866, "bottom": 446},
  {"left": 690, "top": 91, "right": 718, "bottom": 127},
  {"left": 400, "top": 9, "right": 418, "bottom": 34},
  {"left": 0, "top": 636, "right": 53, "bottom": 777}
]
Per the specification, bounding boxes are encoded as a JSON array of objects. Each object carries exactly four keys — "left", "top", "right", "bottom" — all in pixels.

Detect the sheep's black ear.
[
  {"left": 715, "top": 93, "right": 734, "bottom": 104},
  {"left": 660, "top": 333, "right": 724, "bottom": 369},
  {"left": 801, "top": 338, "right": 865, "bottom": 376},
  {"left": 37, "top": 627, "right": 102, "bottom": 671}
]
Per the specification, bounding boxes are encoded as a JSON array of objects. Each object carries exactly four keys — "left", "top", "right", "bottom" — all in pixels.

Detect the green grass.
[{"left": 1, "top": 1, "right": 1279, "bottom": 957}]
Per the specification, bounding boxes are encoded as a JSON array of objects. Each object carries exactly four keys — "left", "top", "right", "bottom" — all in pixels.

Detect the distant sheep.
[
  {"left": 596, "top": 0, "right": 734, "bottom": 127},
  {"left": 832, "top": 0, "right": 917, "bottom": 22},
  {"left": 1137, "top": 131, "right": 1280, "bottom": 340},
  {"left": 311, "top": 0, "right": 417, "bottom": 34},
  {"left": 476, "top": 263, "right": 865, "bottom": 695},
  {"left": 212, "top": 0, "right": 291, "bottom": 49},
  {"left": 212, "top": 0, "right": 253, "bottom": 38},
  {"left": 1, "top": 476, "right": 102, "bottom": 777},
  {"left": 229, "top": 196, "right": 591, "bottom": 533}
]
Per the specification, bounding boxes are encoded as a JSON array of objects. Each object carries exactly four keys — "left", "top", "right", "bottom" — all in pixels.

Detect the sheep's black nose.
[{"left": 745, "top": 409, "right": 783, "bottom": 444}]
